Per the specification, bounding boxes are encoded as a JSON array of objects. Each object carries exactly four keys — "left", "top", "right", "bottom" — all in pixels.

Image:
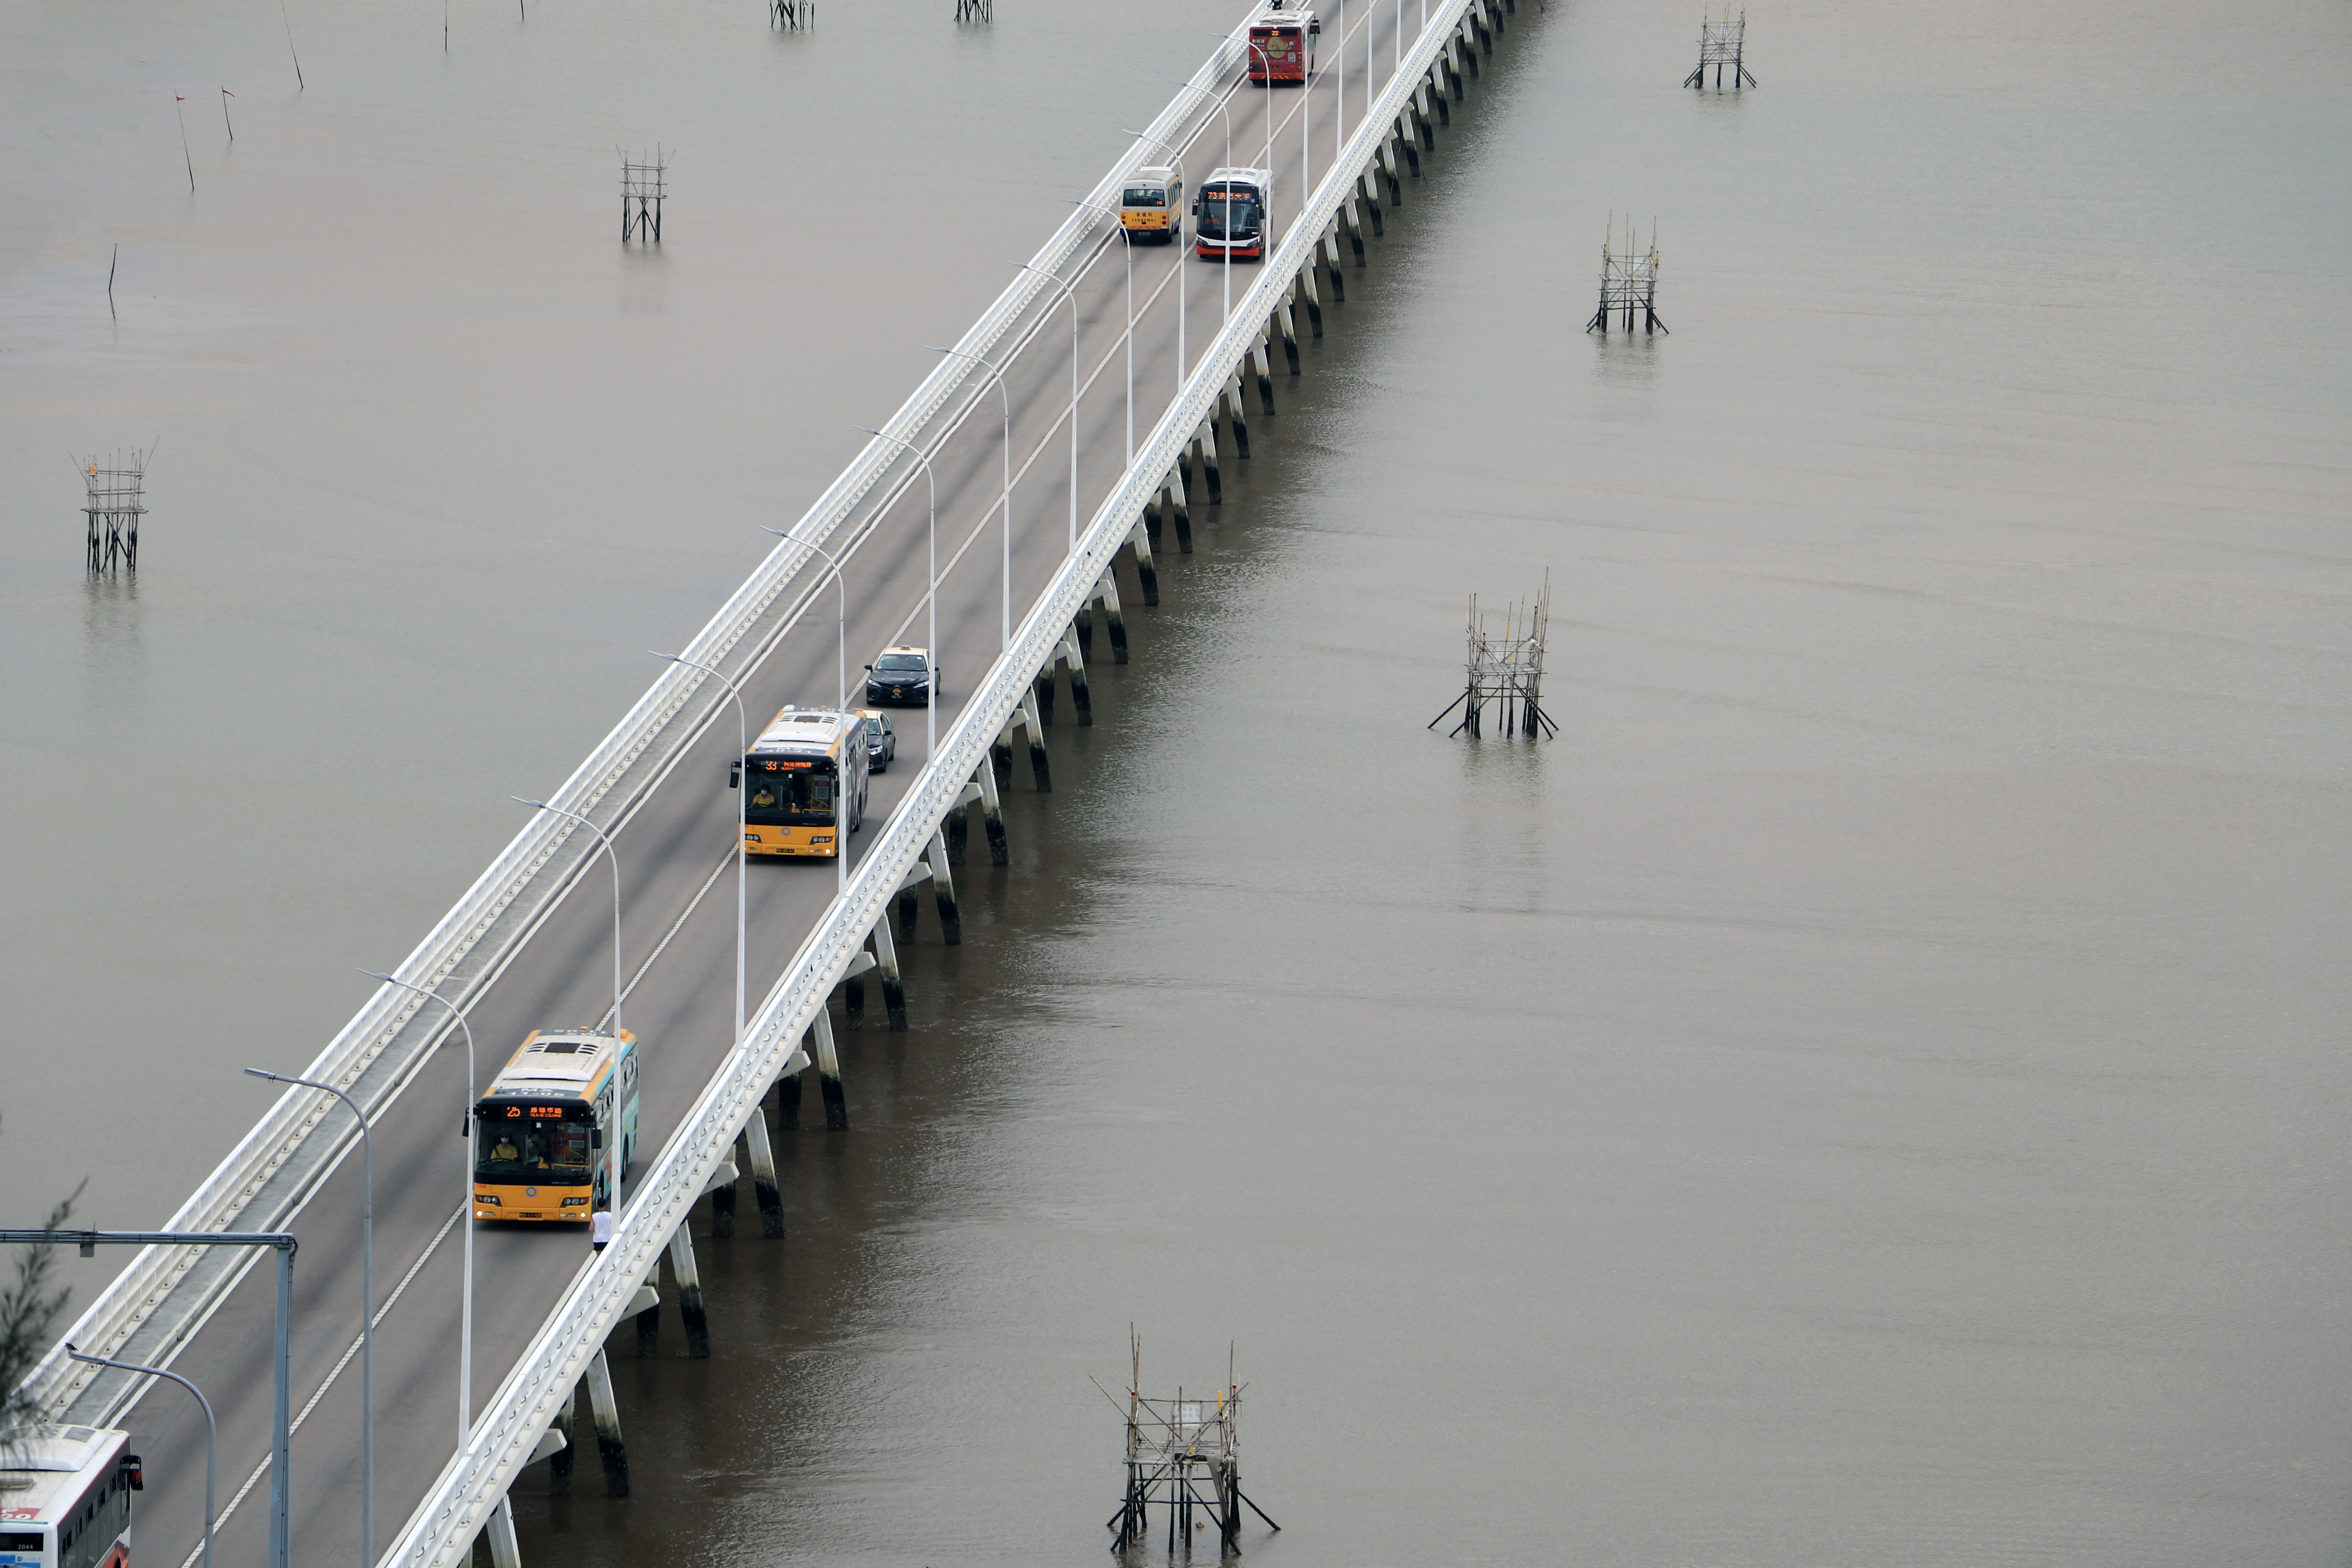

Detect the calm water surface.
[{"left": 5, "top": 0, "right": 2350, "bottom": 1562}]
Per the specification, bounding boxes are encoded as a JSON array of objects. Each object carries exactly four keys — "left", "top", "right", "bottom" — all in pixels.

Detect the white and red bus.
[
  {"left": 1, "top": 1425, "right": 140, "bottom": 1568},
  {"left": 1247, "top": 0, "right": 1318, "bottom": 85}
]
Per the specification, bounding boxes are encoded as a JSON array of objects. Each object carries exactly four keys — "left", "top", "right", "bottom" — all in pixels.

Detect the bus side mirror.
[
  {"left": 729, "top": 762, "right": 741, "bottom": 789},
  {"left": 120, "top": 1456, "right": 143, "bottom": 1492},
  {"left": 460, "top": 1112, "right": 470, "bottom": 1139},
  {"left": 592, "top": 1128, "right": 604, "bottom": 1150},
  {"left": 1310, "top": 19, "right": 1320, "bottom": 31}
]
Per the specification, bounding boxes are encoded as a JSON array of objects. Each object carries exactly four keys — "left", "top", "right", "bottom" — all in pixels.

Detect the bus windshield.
[
  {"left": 1198, "top": 194, "right": 1263, "bottom": 239},
  {"left": 475, "top": 1115, "right": 594, "bottom": 1183},
  {"left": 744, "top": 762, "right": 837, "bottom": 825},
  {"left": 1122, "top": 186, "right": 1166, "bottom": 208}
]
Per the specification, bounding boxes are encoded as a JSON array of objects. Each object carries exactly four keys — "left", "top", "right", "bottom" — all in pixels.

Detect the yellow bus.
[
  {"left": 740, "top": 706, "right": 871, "bottom": 858},
  {"left": 1121, "top": 166, "right": 1184, "bottom": 244},
  {"left": 472, "top": 1028, "right": 640, "bottom": 1223}
]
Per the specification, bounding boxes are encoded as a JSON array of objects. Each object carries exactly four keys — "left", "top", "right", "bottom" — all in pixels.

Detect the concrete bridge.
[{"left": 17, "top": 1, "right": 1527, "bottom": 1561}]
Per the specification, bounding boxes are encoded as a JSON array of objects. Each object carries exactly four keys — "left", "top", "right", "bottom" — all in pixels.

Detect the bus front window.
[
  {"left": 742, "top": 766, "right": 838, "bottom": 826},
  {"left": 1122, "top": 187, "right": 1165, "bottom": 209},
  {"left": 477, "top": 1118, "right": 592, "bottom": 1181}
]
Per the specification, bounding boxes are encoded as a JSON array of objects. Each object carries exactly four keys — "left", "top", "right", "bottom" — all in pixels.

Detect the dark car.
[
  {"left": 859, "top": 711, "right": 897, "bottom": 772},
  {"left": 863, "top": 646, "right": 936, "bottom": 708}
]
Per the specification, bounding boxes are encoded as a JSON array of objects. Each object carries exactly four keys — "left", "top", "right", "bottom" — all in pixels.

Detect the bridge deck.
[{"left": 44, "top": 4, "right": 1467, "bottom": 1563}]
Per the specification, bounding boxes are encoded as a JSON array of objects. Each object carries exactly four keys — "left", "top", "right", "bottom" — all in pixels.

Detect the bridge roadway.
[{"left": 52, "top": 5, "right": 1461, "bottom": 1564}]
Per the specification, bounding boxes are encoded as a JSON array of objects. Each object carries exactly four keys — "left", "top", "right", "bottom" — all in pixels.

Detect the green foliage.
[{"left": 1, "top": 1115, "right": 84, "bottom": 1446}]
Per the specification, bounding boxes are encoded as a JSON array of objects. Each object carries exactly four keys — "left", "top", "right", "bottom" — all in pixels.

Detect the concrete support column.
[
  {"left": 1167, "top": 469, "right": 1193, "bottom": 551},
  {"left": 548, "top": 1383, "right": 577, "bottom": 1496},
  {"left": 486, "top": 1495, "right": 521, "bottom": 1568},
  {"left": 1251, "top": 336, "right": 1276, "bottom": 416},
  {"left": 990, "top": 719, "right": 1013, "bottom": 787},
  {"left": 1196, "top": 420, "right": 1222, "bottom": 504},
  {"left": 779, "top": 1062, "right": 802, "bottom": 1129},
  {"left": 585, "top": 1350, "right": 628, "bottom": 1496},
  {"left": 869, "top": 916, "right": 908, "bottom": 1031},
  {"left": 928, "top": 827, "right": 962, "bottom": 944},
  {"left": 1142, "top": 484, "right": 1164, "bottom": 551},
  {"left": 1361, "top": 170, "right": 1387, "bottom": 234},
  {"left": 895, "top": 861, "right": 928, "bottom": 942},
  {"left": 976, "top": 761, "right": 1008, "bottom": 864},
  {"left": 812, "top": 1012, "right": 849, "bottom": 1129},
  {"left": 1323, "top": 222, "right": 1347, "bottom": 301},
  {"left": 633, "top": 1257, "right": 661, "bottom": 1357},
  {"left": 668, "top": 1223, "right": 710, "bottom": 1358},
  {"left": 1033, "top": 661, "right": 1057, "bottom": 726},
  {"left": 945, "top": 778, "right": 979, "bottom": 862},
  {"left": 1344, "top": 194, "right": 1367, "bottom": 262},
  {"left": 1129, "top": 523, "right": 1160, "bottom": 606},
  {"left": 1381, "top": 136, "right": 1404, "bottom": 203},
  {"left": 742, "top": 1103, "right": 785, "bottom": 1237},
  {"left": 1276, "top": 293, "right": 1301, "bottom": 374},
  {"left": 1060, "top": 628, "right": 1094, "bottom": 725},
  {"left": 1428, "top": 68, "right": 1452, "bottom": 123},
  {"left": 709, "top": 1134, "right": 740, "bottom": 1239},
  {"left": 1019, "top": 689, "right": 1052, "bottom": 792},
  {"left": 1399, "top": 114, "right": 1423, "bottom": 177},
  {"left": 1096, "top": 572, "right": 1129, "bottom": 664},
  {"left": 1299, "top": 259, "right": 1324, "bottom": 337},
  {"left": 1224, "top": 374, "right": 1252, "bottom": 457}
]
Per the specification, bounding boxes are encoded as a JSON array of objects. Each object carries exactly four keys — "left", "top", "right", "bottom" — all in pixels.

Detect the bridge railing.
[{"left": 382, "top": 0, "right": 1496, "bottom": 1561}]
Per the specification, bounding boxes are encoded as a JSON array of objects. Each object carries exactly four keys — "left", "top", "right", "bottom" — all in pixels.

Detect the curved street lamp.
[
  {"left": 356, "top": 969, "right": 477, "bottom": 1445},
  {"left": 855, "top": 426, "right": 940, "bottom": 760},
  {"left": 930, "top": 345, "right": 1014, "bottom": 653},
  {"left": 240, "top": 1067, "right": 371, "bottom": 1568},
  {"left": 1012, "top": 260, "right": 1085, "bottom": 556},
  {"left": 67, "top": 1345, "right": 216, "bottom": 1568}
]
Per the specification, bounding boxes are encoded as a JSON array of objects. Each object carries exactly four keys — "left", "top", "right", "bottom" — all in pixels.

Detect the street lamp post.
[
  {"left": 853, "top": 426, "right": 938, "bottom": 758},
  {"left": 930, "top": 346, "right": 1014, "bottom": 652},
  {"left": 240, "top": 1068, "right": 371, "bottom": 1568},
  {"left": 508, "top": 799, "right": 624, "bottom": 1195},
  {"left": 1071, "top": 198, "right": 1134, "bottom": 468},
  {"left": 66, "top": 1346, "right": 215, "bottom": 1568},
  {"left": 1012, "top": 261, "right": 1084, "bottom": 555},
  {"left": 647, "top": 653, "right": 750, "bottom": 1053},
  {"left": 356, "top": 969, "right": 478, "bottom": 1445},
  {"left": 1171, "top": 81, "right": 1236, "bottom": 330},
  {"left": 1123, "top": 132, "right": 1185, "bottom": 390}
]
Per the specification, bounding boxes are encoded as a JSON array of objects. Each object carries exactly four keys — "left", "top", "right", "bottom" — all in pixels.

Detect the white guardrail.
[
  {"left": 384, "top": 0, "right": 1496, "bottom": 1561},
  {"left": 20, "top": 3, "right": 1288, "bottom": 1438}
]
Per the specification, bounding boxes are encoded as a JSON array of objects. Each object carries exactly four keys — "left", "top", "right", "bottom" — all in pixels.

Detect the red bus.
[{"left": 1247, "top": 0, "right": 1318, "bottom": 85}]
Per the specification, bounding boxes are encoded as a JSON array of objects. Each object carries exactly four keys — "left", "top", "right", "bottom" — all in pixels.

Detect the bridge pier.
[
  {"left": 976, "top": 761, "right": 1008, "bottom": 864},
  {"left": 895, "top": 857, "right": 930, "bottom": 943},
  {"left": 1276, "top": 294, "right": 1300, "bottom": 374},
  {"left": 1222, "top": 374, "right": 1251, "bottom": 457},
  {"left": 1166, "top": 471, "right": 1192, "bottom": 551},
  {"left": 1399, "top": 114, "right": 1422, "bottom": 178},
  {"left": 1299, "top": 260, "right": 1323, "bottom": 338},
  {"left": 1196, "top": 421, "right": 1221, "bottom": 504},
  {"left": 1058, "top": 627, "right": 1094, "bottom": 724},
  {"left": 1360, "top": 171, "right": 1386, "bottom": 235},
  {"left": 633, "top": 1257, "right": 661, "bottom": 1357},
  {"left": 709, "top": 1136, "right": 739, "bottom": 1238},
  {"left": 1098, "top": 572, "right": 1129, "bottom": 663},
  {"left": 1320, "top": 222, "right": 1346, "bottom": 301},
  {"left": 1020, "top": 690, "right": 1052, "bottom": 792},
  {"left": 668, "top": 1224, "right": 711, "bottom": 1357},
  {"left": 1345, "top": 194, "right": 1367, "bottom": 260},
  {"left": 1252, "top": 338, "right": 1276, "bottom": 416},
  {"left": 1128, "top": 523, "right": 1160, "bottom": 606},
  {"left": 813, "top": 1011, "right": 849, "bottom": 1129},
  {"left": 1428, "top": 69, "right": 1452, "bottom": 124},
  {"left": 587, "top": 1347, "right": 630, "bottom": 1496},
  {"left": 548, "top": 1384, "right": 577, "bottom": 1495},
  {"left": 1381, "top": 137, "right": 1403, "bottom": 205},
  {"left": 486, "top": 1494, "right": 521, "bottom": 1568},
  {"left": 871, "top": 914, "right": 909, "bottom": 1030},
  {"left": 779, "top": 1057, "right": 803, "bottom": 1127},
  {"left": 743, "top": 1102, "right": 785, "bottom": 1236},
  {"left": 927, "top": 827, "right": 962, "bottom": 944}
]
